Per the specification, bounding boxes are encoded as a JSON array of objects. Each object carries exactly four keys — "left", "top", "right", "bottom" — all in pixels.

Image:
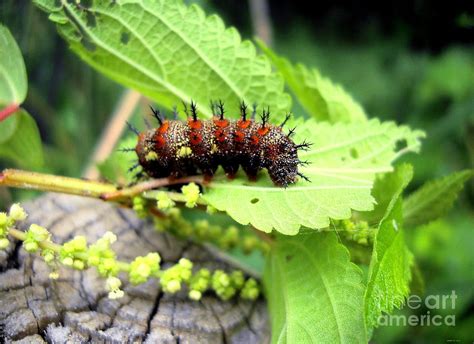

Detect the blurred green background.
[{"left": 1, "top": 1, "right": 473, "bottom": 342}]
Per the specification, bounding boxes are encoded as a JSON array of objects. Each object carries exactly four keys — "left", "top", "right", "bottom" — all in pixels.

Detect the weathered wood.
[{"left": 0, "top": 194, "right": 269, "bottom": 343}]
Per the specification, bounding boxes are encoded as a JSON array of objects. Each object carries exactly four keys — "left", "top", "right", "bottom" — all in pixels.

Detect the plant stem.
[
  {"left": 83, "top": 89, "right": 142, "bottom": 179},
  {"left": 7, "top": 227, "right": 130, "bottom": 272},
  {"left": 144, "top": 190, "right": 208, "bottom": 207},
  {"left": 0, "top": 169, "right": 209, "bottom": 208},
  {"left": 0, "top": 103, "right": 20, "bottom": 121},
  {"left": 101, "top": 175, "right": 204, "bottom": 200},
  {"left": 0, "top": 169, "right": 117, "bottom": 197},
  {"left": 251, "top": 226, "right": 274, "bottom": 244}
]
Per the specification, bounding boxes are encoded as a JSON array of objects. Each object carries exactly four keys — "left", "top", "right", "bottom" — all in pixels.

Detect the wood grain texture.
[{"left": 0, "top": 194, "right": 268, "bottom": 343}]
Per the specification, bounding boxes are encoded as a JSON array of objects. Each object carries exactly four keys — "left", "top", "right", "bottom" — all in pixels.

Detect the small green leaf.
[
  {"left": 203, "top": 119, "right": 424, "bottom": 234},
  {"left": 258, "top": 40, "right": 367, "bottom": 123},
  {"left": 0, "top": 111, "right": 18, "bottom": 144},
  {"left": 0, "top": 24, "right": 27, "bottom": 106},
  {"left": 0, "top": 109, "right": 44, "bottom": 169},
  {"left": 364, "top": 164, "right": 414, "bottom": 332},
  {"left": 361, "top": 164, "right": 416, "bottom": 224},
  {"left": 97, "top": 136, "right": 138, "bottom": 184},
  {"left": 34, "top": 0, "right": 291, "bottom": 117},
  {"left": 403, "top": 169, "right": 474, "bottom": 228},
  {"left": 264, "top": 232, "right": 367, "bottom": 343}
]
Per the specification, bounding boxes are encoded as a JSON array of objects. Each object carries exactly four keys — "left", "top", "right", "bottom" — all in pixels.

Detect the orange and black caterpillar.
[{"left": 124, "top": 101, "right": 310, "bottom": 187}]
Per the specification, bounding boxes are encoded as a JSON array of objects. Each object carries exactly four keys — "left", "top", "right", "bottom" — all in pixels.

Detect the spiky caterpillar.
[{"left": 129, "top": 101, "right": 310, "bottom": 187}]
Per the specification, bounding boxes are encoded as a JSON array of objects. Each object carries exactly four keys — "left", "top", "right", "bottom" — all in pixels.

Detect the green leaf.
[
  {"left": 203, "top": 119, "right": 424, "bottom": 234},
  {"left": 360, "top": 164, "right": 416, "bottom": 224},
  {"left": 0, "top": 109, "right": 44, "bottom": 169},
  {"left": 403, "top": 170, "right": 474, "bottom": 228},
  {"left": 258, "top": 40, "right": 367, "bottom": 123},
  {"left": 33, "top": 0, "right": 291, "bottom": 117},
  {"left": 364, "top": 164, "right": 414, "bottom": 332},
  {"left": 0, "top": 24, "right": 27, "bottom": 106},
  {"left": 264, "top": 232, "right": 366, "bottom": 343}
]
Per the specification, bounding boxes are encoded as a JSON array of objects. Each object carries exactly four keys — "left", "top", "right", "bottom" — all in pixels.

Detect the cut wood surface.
[{"left": 0, "top": 194, "right": 268, "bottom": 343}]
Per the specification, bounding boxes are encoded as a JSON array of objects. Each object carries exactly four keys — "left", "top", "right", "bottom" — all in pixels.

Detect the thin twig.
[
  {"left": 251, "top": 226, "right": 274, "bottom": 244},
  {"left": 7, "top": 227, "right": 130, "bottom": 271},
  {"left": 0, "top": 169, "right": 206, "bottom": 204},
  {"left": 83, "top": 89, "right": 142, "bottom": 179},
  {"left": 0, "top": 169, "right": 117, "bottom": 198},
  {"left": 101, "top": 176, "right": 205, "bottom": 201},
  {"left": 0, "top": 104, "right": 20, "bottom": 121},
  {"left": 248, "top": 0, "right": 273, "bottom": 46}
]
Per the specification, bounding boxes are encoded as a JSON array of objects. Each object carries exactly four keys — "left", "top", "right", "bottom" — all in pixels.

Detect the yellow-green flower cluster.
[
  {"left": 129, "top": 252, "right": 161, "bottom": 285},
  {"left": 105, "top": 276, "right": 124, "bottom": 299},
  {"left": 0, "top": 204, "right": 28, "bottom": 249},
  {"left": 1, "top": 203, "right": 262, "bottom": 303},
  {"left": 23, "top": 224, "right": 51, "bottom": 253},
  {"left": 0, "top": 213, "right": 9, "bottom": 250},
  {"left": 156, "top": 215, "right": 269, "bottom": 255},
  {"left": 156, "top": 192, "right": 175, "bottom": 210},
  {"left": 340, "top": 219, "right": 374, "bottom": 245},
  {"left": 211, "top": 270, "right": 246, "bottom": 301},
  {"left": 9, "top": 203, "right": 28, "bottom": 221},
  {"left": 87, "top": 231, "right": 119, "bottom": 277},
  {"left": 181, "top": 183, "right": 200, "bottom": 208},
  {"left": 60, "top": 236, "right": 88, "bottom": 270},
  {"left": 132, "top": 196, "right": 148, "bottom": 218},
  {"left": 160, "top": 258, "right": 193, "bottom": 293},
  {"left": 240, "top": 278, "right": 260, "bottom": 300},
  {"left": 188, "top": 268, "right": 211, "bottom": 300}
]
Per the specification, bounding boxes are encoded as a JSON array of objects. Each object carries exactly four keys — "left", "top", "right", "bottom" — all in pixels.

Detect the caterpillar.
[{"left": 125, "top": 101, "right": 310, "bottom": 187}]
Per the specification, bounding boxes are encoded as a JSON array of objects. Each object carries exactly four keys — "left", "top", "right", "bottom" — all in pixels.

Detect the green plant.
[{"left": 0, "top": 1, "right": 472, "bottom": 342}]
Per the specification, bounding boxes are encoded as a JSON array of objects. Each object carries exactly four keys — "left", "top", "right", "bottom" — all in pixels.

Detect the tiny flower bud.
[
  {"left": 28, "top": 224, "right": 50, "bottom": 242},
  {"left": 9, "top": 203, "right": 27, "bottom": 221},
  {"left": 156, "top": 192, "right": 175, "bottom": 210},
  {"left": 71, "top": 236, "right": 87, "bottom": 251},
  {"left": 42, "top": 250, "right": 55, "bottom": 263},
  {"left": 103, "top": 231, "right": 117, "bottom": 244},
  {"left": 165, "top": 280, "right": 181, "bottom": 293},
  {"left": 62, "top": 257, "right": 74, "bottom": 266},
  {"left": 49, "top": 272, "right": 59, "bottom": 280},
  {"left": 108, "top": 289, "right": 124, "bottom": 299},
  {"left": 88, "top": 255, "right": 100, "bottom": 266},
  {"left": 218, "top": 273, "right": 230, "bottom": 287},
  {"left": 0, "top": 213, "right": 8, "bottom": 227},
  {"left": 181, "top": 183, "right": 200, "bottom": 208},
  {"left": 178, "top": 258, "right": 192, "bottom": 269},
  {"left": 106, "top": 276, "right": 122, "bottom": 291},
  {"left": 189, "top": 290, "right": 202, "bottom": 301},
  {"left": 73, "top": 260, "right": 85, "bottom": 270},
  {"left": 24, "top": 241, "right": 39, "bottom": 252},
  {"left": 137, "top": 262, "right": 151, "bottom": 278}
]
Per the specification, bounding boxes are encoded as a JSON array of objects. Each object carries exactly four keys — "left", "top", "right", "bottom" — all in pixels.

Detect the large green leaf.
[
  {"left": 403, "top": 169, "right": 474, "bottom": 228},
  {"left": 264, "top": 232, "right": 366, "bottom": 343},
  {"left": 203, "top": 119, "right": 424, "bottom": 234},
  {"left": 0, "top": 109, "right": 44, "bottom": 169},
  {"left": 258, "top": 40, "right": 367, "bottom": 123},
  {"left": 0, "top": 25, "right": 27, "bottom": 106},
  {"left": 34, "top": 0, "right": 291, "bottom": 118},
  {"left": 364, "top": 164, "right": 414, "bottom": 332}
]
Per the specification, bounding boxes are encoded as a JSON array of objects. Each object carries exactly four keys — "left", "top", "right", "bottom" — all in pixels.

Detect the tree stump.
[{"left": 0, "top": 194, "right": 269, "bottom": 343}]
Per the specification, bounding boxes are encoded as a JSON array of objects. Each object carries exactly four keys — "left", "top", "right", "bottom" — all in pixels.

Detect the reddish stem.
[
  {"left": 0, "top": 104, "right": 20, "bottom": 121},
  {"left": 100, "top": 175, "right": 204, "bottom": 201}
]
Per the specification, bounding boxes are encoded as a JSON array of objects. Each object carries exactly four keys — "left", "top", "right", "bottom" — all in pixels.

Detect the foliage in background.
[
  {"left": 0, "top": 25, "right": 43, "bottom": 169},
  {"left": 0, "top": 0, "right": 472, "bottom": 342}
]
